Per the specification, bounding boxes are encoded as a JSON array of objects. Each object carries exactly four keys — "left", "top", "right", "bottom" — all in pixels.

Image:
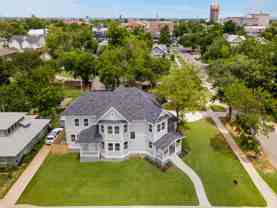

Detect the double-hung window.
[
  {"left": 130, "top": 132, "right": 136, "bottom": 140},
  {"left": 115, "top": 126, "right": 120, "bottom": 134},
  {"left": 74, "top": 119, "right": 79, "bottom": 127},
  {"left": 84, "top": 119, "right": 89, "bottom": 127},
  {"left": 108, "top": 126, "right": 113, "bottom": 134},
  {"left": 148, "top": 124, "right": 153, "bottom": 132}
]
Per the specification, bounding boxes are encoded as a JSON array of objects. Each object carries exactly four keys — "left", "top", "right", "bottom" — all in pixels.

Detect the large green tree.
[
  {"left": 153, "top": 66, "right": 206, "bottom": 124},
  {"left": 60, "top": 50, "right": 97, "bottom": 90}
]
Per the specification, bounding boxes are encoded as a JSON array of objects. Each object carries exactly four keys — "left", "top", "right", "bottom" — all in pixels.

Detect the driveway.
[{"left": 257, "top": 124, "right": 277, "bottom": 169}]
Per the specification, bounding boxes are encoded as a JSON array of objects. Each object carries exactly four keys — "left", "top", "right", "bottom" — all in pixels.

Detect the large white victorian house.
[{"left": 62, "top": 87, "right": 183, "bottom": 166}]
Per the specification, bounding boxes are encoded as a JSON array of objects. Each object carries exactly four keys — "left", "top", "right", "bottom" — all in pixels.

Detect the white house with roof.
[
  {"left": 0, "top": 113, "right": 50, "bottom": 166},
  {"left": 62, "top": 87, "right": 184, "bottom": 166},
  {"left": 8, "top": 35, "right": 46, "bottom": 51}
]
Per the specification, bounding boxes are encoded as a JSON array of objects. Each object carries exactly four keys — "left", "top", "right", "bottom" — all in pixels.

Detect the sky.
[{"left": 0, "top": 0, "right": 276, "bottom": 19}]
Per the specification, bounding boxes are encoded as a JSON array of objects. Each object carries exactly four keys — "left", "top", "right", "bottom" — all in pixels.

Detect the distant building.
[
  {"left": 210, "top": 0, "right": 220, "bottom": 23},
  {"left": 124, "top": 19, "right": 147, "bottom": 30},
  {"left": 152, "top": 44, "right": 169, "bottom": 57},
  {"left": 92, "top": 25, "right": 108, "bottom": 42},
  {"left": 224, "top": 12, "right": 270, "bottom": 36},
  {"left": 224, "top": 34, "right": 246, "bottom": 46}
]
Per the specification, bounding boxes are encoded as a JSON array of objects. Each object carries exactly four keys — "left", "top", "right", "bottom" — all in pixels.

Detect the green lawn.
[
  {"left": 259, "top": 170, "right": 277, "bottom": 193},
  {"left": 18, "top": 154, "right": 198, "bottom": 206},
  {"left": 183, "top": 119, "right": 266, "bottom": 207}
]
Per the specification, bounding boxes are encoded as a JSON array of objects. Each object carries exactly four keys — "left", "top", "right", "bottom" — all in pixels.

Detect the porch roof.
[
  {"left": 78, "top": 125, "right": 103, "bottom": 144},
  {"left": 154, "top": 132, "right": 184, "bottom": 150}
]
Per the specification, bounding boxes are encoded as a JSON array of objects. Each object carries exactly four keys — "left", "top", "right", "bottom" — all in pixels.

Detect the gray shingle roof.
[
  {"left": 62, "top": 87, "right": 163, "bottom": 122},
  {"left": 154, "top": 132, "right": 183, "bottom": 150},
  {"left": 78, "top": 125, "right": 103, "bottom": 143}
]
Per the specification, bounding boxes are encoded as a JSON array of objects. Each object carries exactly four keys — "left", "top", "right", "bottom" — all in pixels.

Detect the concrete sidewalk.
[
  {"left": 1, "top": 145, "right": 50, "bottom": 208},
  {"left": 170, "top": 155, "right": 211, "bottom": 207}
]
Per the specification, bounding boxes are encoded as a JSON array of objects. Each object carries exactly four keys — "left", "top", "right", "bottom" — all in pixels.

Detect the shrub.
[{"left": 239, "top": 134, "right": 260, "bottom": 153}]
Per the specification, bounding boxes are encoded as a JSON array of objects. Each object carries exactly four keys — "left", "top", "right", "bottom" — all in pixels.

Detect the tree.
[
  {"left": 224, "top": 82, "right": 267, "bottom": 139},
  {"left": 159, "top": 25, "right": 171, "bottom": 46},
  {"left": 223, "top": 20, "right": 245, "bottom": 35},
  {"left": 0, "top": 59, "right": 12, "bottom": 85},
  {"left": 204, "top": 37, "right": 231, "bottom": 60},
  {"left": 107, "top": 22, "right": 129, "bottom": 46},
  {"left": 12, "top": 50, "right": 42, "bottom": 74},
  {"left": 153, "top": 66, "right": 206, "bottom": 125},
  {"left": 60, "top": 50, "right": 97, "bottom": 90}
]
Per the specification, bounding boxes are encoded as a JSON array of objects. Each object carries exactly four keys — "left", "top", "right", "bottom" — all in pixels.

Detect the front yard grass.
[
  {"left": 183, "top": 119, "right": 266, "bottom": 207},
  {"left": 18, "top": 154, "right": 198, "bottom": 206}
]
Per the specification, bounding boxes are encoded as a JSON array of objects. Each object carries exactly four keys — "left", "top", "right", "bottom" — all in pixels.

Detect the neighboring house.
[
  {"left": 224, "top": 34, "right": 246, "bottom": 46},
  {"left": 92, "top": 26, "right": 108, "bottom": 42},
  {"left": 245, "top": 26, "right": 266, "bottom": 37},
  {"left": 28, "top": 28, "right": 48, "bottom": 37},
  {"left": 8, "top": 35, "right": 45, "bottom": 51},
  {"left": 152, "top": 44, "right": 169, "bottom": 57},
  {"left": 0, "top": 113, "right": 50, "bottom": 166},
  {"left": 62, "top": 87, "right": 184, "bottom": 166},
  {"left": 0, "top": 48, "right": 18, "bottom": 59}
]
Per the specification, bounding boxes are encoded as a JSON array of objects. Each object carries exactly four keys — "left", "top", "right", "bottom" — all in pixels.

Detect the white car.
[{"left": 45, "top": 128, "right": 63, "bottom": 145}]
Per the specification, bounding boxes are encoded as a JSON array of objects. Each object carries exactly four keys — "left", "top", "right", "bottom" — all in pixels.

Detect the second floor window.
[
  {"left": 115, "top": 126, "right": 120, "bottom": 134},
  {"left": 101, "top": 125, "right": 104, "bottom": 133},
  {"left": 130, "top": 132, "right": 136, "bottom": 140},
  {"left": 157, "top": 124, "right": 161, "bottom": 132},
  {"left": 148, "top": 124, "right": 153, "bottom": 132},
  {"left": 84, "top": 119, "right": 89, "bottom": 127},
  {"left": 124, "top": 124, "right": 128, "bottom": 133},
  {"left": 162, "top": 122, "right": 165, "bottom": 130},
  {"left": 149, "top": 142, "right": 153, "bottom": 149},
  {"left": 108, "top": 126, "right": 113, "bottom": 134},
  {"left": 74, "top": 119, "right": 79, "bottom": 127}
]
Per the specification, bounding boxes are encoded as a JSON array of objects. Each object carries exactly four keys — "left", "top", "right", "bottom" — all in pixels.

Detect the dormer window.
[
  {"left": 84, "top": 119, "right": 89, "bottom": 127},
  {"left": 115, "top": 126, "right": 120, "bottom": 134},
  {"left": 74, "top": 119, "right": 79, "bottom": 127},
  {"left": 108, "top": 126, "right": 113, "bottom": 134}
]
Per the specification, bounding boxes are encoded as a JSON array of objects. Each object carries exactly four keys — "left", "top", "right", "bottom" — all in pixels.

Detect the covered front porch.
[
  {"left": 78, "top": 125, "right": 103, "bottom": 162},
  {"left": 154, "top": 132, "right": 183, "bottom": 166}
]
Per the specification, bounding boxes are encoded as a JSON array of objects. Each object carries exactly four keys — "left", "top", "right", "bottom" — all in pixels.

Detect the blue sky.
[{"left": 0, "top": 0, "right": 276, "bottom": 18}]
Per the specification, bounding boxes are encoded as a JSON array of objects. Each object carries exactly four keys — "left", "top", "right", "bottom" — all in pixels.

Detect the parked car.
[{"left": 45, "top": 128, "right": 63, "bottom": 145}]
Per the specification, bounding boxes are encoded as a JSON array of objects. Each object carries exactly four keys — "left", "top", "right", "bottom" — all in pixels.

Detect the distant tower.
[{"left": 210, "top": 0, "right": 220, "bottom": 23}]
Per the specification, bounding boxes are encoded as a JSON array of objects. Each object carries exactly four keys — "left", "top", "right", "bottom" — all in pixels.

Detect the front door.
[{"left": 169, "top": 143, "right": 175, "bottom": 155}]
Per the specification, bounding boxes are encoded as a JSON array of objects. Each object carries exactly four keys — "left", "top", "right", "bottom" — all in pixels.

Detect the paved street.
[{"left": 257, "top": 125, "right": 277, "bottom": 169}]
